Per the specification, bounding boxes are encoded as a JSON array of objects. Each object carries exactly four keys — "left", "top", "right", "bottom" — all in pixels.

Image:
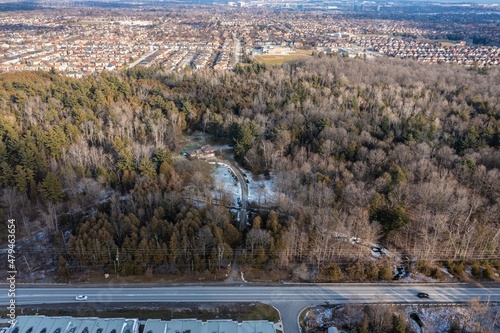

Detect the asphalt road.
[
  {"left": 2, "top": 285, "right": 499, "bottom": 333},
  {"left": 219, "top": 159, "right": 249, "bottom": 230},
  {"left": 127, "top": 50, "right": 157, "bottom": 68}
]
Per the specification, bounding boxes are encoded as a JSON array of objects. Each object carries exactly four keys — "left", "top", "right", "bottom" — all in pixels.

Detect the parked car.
[{"left": 75, "top": 295, "right": 88, "bottom": 301}]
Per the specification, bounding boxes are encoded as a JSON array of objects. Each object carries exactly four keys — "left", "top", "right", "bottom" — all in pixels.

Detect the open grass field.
[
  {"left": 440, "top": 41, "right": 457, "bottom": 47},
  {"left": 254, "top": 50, "right": 313, "bottom": 65}
]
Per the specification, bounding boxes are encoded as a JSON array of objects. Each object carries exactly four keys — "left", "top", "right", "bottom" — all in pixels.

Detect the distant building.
[
  {"left": 253, "top": 46, "right": 265, "bottom": 55},
  {"left": 338, "top": 48, "right": 358, "bottom": 58},
  {"left": 186, "top": 145, "right": 215, "bottom": 159}
]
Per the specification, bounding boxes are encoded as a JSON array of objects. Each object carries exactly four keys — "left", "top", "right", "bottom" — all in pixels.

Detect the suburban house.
[{"left": 186, "top": 145, "right": 216, "bottom": 159}]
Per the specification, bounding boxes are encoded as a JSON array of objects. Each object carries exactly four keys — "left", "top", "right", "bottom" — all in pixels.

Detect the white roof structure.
[
  {"left": 6, "top": 316, "right": 138, "bottom": 333},
  {"left": 144, "top": 319, "right": 275, "bottom": 333},
  {"left": 7, "top": 316, "right": 275, "bottom": 333}
]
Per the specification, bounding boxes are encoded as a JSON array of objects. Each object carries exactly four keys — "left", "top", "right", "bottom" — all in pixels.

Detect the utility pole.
[{"left": 115, "top": 248, "right": 119, "bottom": 275}]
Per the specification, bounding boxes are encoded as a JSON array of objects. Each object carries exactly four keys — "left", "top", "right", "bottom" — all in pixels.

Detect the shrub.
[
  {"left": 345, "top": 261, "right": 367, "bottom": 281},
  {"left": 430, "top": 267, "right": 443, "bottom": 280},
  {"left": 471, "top": 262, "right": 482, "bottom": 278},
  {"left": 366, "top": 261, "right": 380, "bottom": 280},
  {"left": 417, "top": 260, "right": 431, "bottom": 276},
  {"left": 378, "top": 263, "right": 394, "bottom": 281},
  {"left": 483, "top": 264, "right": 494, "bottom": 279},
  {"left": 448, "top": 261, "right": 466, "bottom": 280},
  {"left": 490, "top": 260, "right": 500, "bottom": 271},
  {"left": 320, "top": 263, "right": 343, "bottom": 282}
]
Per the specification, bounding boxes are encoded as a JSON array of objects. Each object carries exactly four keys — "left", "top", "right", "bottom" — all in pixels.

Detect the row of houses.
[{"left": 351, "top": 36, "right": 500, "bottom": 67}]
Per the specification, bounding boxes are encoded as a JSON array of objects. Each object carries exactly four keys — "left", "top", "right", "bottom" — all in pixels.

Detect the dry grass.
[
  {"left": 67, "top": 269, "right": 227, "bottom": 284},
  {"left": 3, "top": 303, "right": 280, "bottom": 323},
  {"left": 299, "top": 307, "right": 312, "bottom": 332},
  {"left": 240, "top": 266, "right": 290, "bottom": 282},
  {"left": 440, "top": 41, "right": 456, "bottom": 47},
  {"left": 254, "top": 50, "right": 312, "bottom": 65}
]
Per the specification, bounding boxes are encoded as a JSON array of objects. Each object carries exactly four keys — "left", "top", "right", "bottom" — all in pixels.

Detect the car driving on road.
[
  {"left": 417, "top": 292, "right": 429, "bottom": 298},
  {"left": 75, "top": 295, "right": 88, "bottom": 301}
]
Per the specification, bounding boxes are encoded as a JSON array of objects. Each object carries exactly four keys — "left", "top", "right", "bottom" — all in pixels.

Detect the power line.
[{"left": 11, "top": 246, "right": 499, "bottom": 260}]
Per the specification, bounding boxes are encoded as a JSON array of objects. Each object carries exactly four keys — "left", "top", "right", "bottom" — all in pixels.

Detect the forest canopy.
[{"left": 0, "top": 56, "right": 499, "bottom": 280}]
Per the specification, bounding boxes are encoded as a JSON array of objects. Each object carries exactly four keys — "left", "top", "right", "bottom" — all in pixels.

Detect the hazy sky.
[{"left": 420, "top": 0, "right": 499, "bottom": 3}]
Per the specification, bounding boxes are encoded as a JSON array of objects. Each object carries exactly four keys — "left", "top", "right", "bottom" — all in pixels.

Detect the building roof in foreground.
[
  {"left": 7, "top": 316, "right": 276, "bottom": 333},
  {"left": 144, "top": 319, "right": 276, "bottom": 333},
  {"left": 6, "top": 316, "right": 138, "bottom": 333}
]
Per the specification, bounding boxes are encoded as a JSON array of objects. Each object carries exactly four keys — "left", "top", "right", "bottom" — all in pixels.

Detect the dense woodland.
[{"left": 0, "top": 55, "right": 499, "bottom": 281}]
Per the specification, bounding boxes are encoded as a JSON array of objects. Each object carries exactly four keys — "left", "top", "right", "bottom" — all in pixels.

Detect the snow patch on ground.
[
  {"left": 407, "top": 306, "right": 454, "bottom": 332},
  {"left": 210, "top": 144, "right": 232, "bottom": 151},
  {"left": 315, "top": 308, "right": 333, "bottom": 327},
  {"left": 210, "top": 160, "right": 279, "bottom": 208},
  {"left": 246, "top": 173, "right": 278, "bottom": 206},
  {"left": 305, "top": 305, "right": 500, "bottom": 333},
  {"left": 441, "top": 267, "right": 454, "bottom": 278},
  {"left": 370, "top": 244, "right": 400, "bottom": 262},
  {"left": 404, "top": 305, "right": 493, "bottom": 333},
  {"left": 210, "top": 162, "right": 241, "bottom": 206},
  {"left": 399, "top": 272, "right": 437, "bottom": 283}
]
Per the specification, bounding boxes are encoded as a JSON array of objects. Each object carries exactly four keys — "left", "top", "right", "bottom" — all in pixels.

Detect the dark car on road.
[{"left": 417, "top": 292, "right": 429, "bottom": 298}]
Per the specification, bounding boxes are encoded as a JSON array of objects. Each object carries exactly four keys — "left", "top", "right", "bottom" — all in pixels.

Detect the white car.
[{"left": 75, "top": 295, "right": 88, "bottom": 301}]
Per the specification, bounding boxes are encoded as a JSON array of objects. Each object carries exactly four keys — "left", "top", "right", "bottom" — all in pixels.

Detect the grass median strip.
[{"left": 5, "top": 302, "right": 280, "bottom": 323}]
